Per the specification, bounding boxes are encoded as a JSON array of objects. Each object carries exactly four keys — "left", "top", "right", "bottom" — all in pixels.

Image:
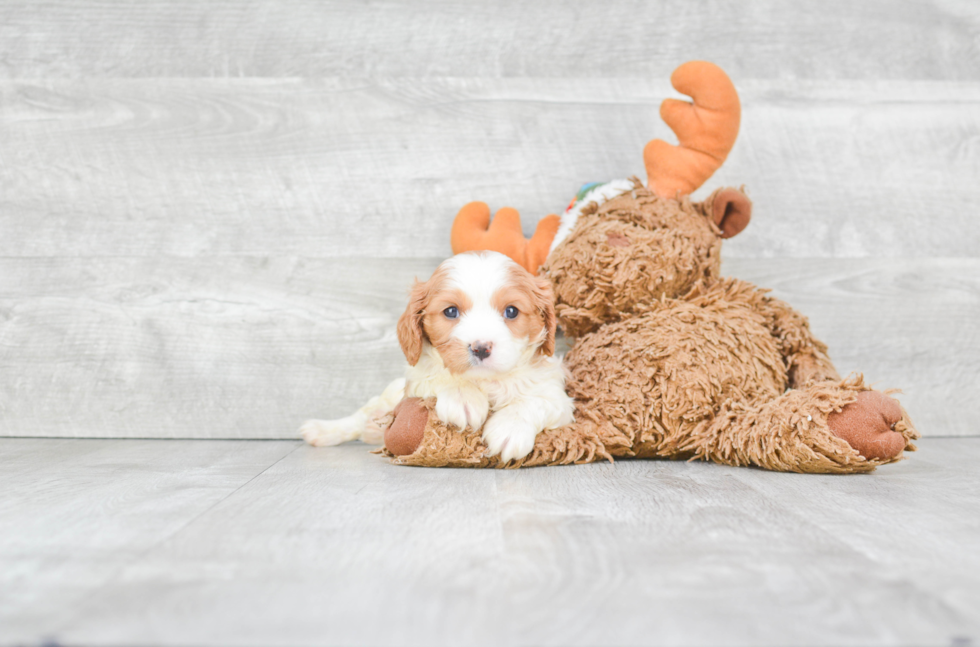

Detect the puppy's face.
[{"left": 397, "top": 251, "right": 556, "bottom": 374}]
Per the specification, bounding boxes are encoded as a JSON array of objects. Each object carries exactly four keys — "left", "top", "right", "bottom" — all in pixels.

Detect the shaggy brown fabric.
[
  {"left": 380, "top": 398, "right": 616, "bottom": 469},
  {"left": 381, "top": 181, "right": 919, "bottom": 473},
  {"left": 546, "top": 179, "right": 722, "bottom": 338},
  {"left": 381, "top": 378, "right": 917, "bottom": 474}
]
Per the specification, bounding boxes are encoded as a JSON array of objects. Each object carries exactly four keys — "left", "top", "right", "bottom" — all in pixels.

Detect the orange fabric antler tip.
[
  {"left": 450, "top": 203, "right": 558, "bottom": 273},
  {"left": 645, "top": 61, "right": 741, "bottom": 199}
]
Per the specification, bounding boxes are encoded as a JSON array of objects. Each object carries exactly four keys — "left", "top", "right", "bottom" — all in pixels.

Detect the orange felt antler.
[
  {"left": 644, "top": 61, "right": 741, "bottom": 199},
  {"left": 450, "top": 202, "right": 560, "bottom": 273}
]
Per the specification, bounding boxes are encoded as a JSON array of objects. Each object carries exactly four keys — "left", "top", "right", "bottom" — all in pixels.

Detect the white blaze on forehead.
[
  {"left": 442, "top": 251, "right": 525, "bottom": 372},
  {"left": 443, "top": 250, "right": 512, "bottom": 303}
]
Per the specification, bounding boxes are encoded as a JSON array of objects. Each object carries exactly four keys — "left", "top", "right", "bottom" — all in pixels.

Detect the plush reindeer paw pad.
[
  {"left": 827, "top": 391, "right": 907, "bottom": 461},
  {"left": 384, "top": 398, "right": 430, "bottom": 457}
]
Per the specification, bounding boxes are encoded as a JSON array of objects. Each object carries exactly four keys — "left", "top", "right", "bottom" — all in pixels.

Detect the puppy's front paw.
[
  {"left": 435, "top": 388, "right": 489, "bottom": 431},
  {"left": 482, "top": 412, "right": 539, "bottom": 463},
  {"left": 300, "top": 418, "right": 357, "bottom": 447}
]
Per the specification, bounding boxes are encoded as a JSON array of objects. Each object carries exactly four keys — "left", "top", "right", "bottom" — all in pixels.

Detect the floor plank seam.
[{"left": 49, "top": 442, "right": 302, "bottom": 637}]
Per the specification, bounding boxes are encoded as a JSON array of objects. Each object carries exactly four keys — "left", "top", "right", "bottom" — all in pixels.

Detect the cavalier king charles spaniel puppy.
[{"left": 301, "top": 251, "right": 575, "bottom": 462}]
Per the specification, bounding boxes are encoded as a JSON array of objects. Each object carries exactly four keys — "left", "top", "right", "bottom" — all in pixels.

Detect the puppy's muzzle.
[{"left": 469, "top": 341, "right": 493, "bottom": 361}]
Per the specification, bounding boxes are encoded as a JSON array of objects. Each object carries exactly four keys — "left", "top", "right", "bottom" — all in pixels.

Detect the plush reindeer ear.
[
  {"left": 532, "top": 276, "right": 557, "bottom": 356},
  {"left": 396, "top": 280, "right": 428, "bottom": 365},
  {"left": 707, "top": 187, "right": 752, "bottom": 238}
]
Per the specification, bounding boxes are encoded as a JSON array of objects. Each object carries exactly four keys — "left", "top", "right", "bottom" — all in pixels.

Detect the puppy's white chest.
[{"left": 481, "top": 380, "right": 515, "bottom": 411}]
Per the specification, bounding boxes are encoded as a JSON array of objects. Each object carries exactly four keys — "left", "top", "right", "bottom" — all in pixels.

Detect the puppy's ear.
[
  {"left": 397, "top": 279, "right": 428, "bottom": 365},
  {"left": 532, "top": 275, "right": 557, "bottom": 356}
]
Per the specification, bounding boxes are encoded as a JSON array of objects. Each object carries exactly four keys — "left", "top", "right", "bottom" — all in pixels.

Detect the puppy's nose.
[{"left": 469, "top": 341, "right": 493, "bottom": 360}]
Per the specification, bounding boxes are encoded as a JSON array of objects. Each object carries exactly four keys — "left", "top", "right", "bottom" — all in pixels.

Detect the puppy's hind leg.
[{"left": 301, "top": 377, "right": 406, "bottom": 447}]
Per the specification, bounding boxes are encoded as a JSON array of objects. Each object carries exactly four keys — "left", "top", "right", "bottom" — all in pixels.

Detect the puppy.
[{"left": 301, "top": 251, "right": 575, "bottom": 462}]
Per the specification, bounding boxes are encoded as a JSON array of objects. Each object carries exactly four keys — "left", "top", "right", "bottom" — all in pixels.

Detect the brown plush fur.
[
  {"left": 547, "top": 181, "right": 723, "bottom": 338},
  {"left": 381, "top": 180, "right": 919, "bottom": 473}
]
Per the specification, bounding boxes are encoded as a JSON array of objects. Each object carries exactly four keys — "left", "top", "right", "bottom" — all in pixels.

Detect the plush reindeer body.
[
  {"left": 383, "top": 62, "right": 918, "bottom": 473},
  {"left": 554, "top": 185, "right": 912, "bottom": 472}
]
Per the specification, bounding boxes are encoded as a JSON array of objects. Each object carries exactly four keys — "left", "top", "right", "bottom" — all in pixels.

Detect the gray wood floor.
[{"left": 2, "top": 437, "right": 978, "bottom": 646}]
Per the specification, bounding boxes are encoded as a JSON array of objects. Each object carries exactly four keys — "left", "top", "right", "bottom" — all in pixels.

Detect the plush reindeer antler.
[
  {"left": 644, "top": 61, "right": 741, "bottom": 199},
  {"left": 450, "top": 62, "right": 739, "bottom": 267},
  {"left": 450, "top": 202, "right": 560, "bottom": 273}
]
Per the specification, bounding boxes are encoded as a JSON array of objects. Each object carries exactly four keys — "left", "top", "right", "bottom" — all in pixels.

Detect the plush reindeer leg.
[
  {"left": 690, "top": 276, "right": 914, "bottom": 466},
  {"left": 381, "top": 398, "right": 618, "bottom": 469},
  {"left": 753, "top": 293, "right": 842, "bottom": 388},
  {"left": 680, "top": 377, "right": 918, "bottom": 474}
]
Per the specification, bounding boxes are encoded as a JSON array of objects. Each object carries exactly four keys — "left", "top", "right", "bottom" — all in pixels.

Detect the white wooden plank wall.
[{"left": 0, "top": 1, "right": 977, "bottom": 438}]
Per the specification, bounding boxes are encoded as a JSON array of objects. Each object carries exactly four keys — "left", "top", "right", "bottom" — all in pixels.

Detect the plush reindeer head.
[
  {"left": 542, "top": 182, "right": 751, "bottom": 338},
  {"left": 450, "top": 61, "right": 753, "bottom": 337}
]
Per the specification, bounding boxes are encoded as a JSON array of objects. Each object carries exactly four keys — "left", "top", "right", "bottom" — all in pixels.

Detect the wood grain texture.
[
  {"left": 2, "top": 437, "right": 977, "bottom": 646},
  {"left": 2, "top": 2, "right": 976, "bottom": 444},
  {"left": 0, "top": 256, "right": 975, "bottom": 439},
  {"left": 0, "top": 0, "right": 977, "bottom": 79},
  {"left": 0, "top": 256, "right": 433, "bottom": 439},
  {"left": 2, "top": 79, "right": 979, "bottom": 259},
  {"left": 0, "top": 438, "right": 299, "bottom": 642}
]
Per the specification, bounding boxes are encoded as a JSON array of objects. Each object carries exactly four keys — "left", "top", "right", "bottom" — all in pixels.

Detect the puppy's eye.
[
  {"left": 443, "top": 306, "right": 459, "bottom": 319},
  {"left": 504, "top": 305, "right": 519, "bottom": 319}
]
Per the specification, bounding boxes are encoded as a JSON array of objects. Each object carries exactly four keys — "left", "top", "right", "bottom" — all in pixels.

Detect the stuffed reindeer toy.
[{"left": 374, "top": 61, "right": 919, "bottom": 473}]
